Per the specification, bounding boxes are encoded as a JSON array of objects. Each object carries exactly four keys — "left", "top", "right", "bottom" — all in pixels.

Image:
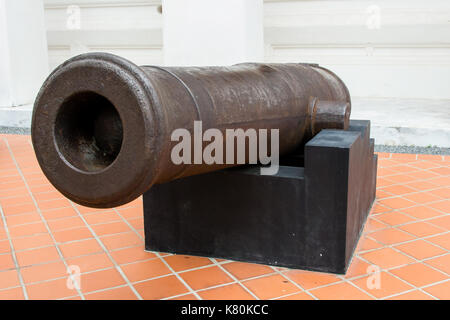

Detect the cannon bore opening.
[{"left": 54, "top": 91, "right": 123, "bottom": 173}]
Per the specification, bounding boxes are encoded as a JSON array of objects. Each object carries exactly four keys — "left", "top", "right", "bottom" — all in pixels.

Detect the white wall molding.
[
  {"left": 268, "top": 44, "right": 450, "bottom": 66},
  {"left": 44, "top": 0, "right": 161, "bottom": 9},
  {"left": 45, "top": 1, "right": 162, "bottom": 30}
]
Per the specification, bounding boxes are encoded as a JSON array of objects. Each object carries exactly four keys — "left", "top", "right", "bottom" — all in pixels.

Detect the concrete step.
[
  {"left": 351, "top": 97, "right": 450, "bottom": 148},
  {"left": 0, "top": 104, "right": 32, "bottom": 133}
]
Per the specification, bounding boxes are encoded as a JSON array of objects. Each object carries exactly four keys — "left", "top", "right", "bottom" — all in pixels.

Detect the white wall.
[
  {"left": 163, "top": 0, "right": 263, "bottom": 66},
  {"left": 43, "top": 0, "right": 450, "bottom": 99},
  {"left": 265, "top": 0, "right": 450, "bottom": 99},
  {"left": 44, "top": 0, "right": 163, "bottom": 70},
  {"left": 0, "top": 0, "right": 48, "bottom": 107}
]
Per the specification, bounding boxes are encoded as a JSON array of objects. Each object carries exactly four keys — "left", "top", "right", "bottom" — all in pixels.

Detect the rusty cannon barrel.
[{"left": 32, "top": 53, "right": 351, "bottom": 208}]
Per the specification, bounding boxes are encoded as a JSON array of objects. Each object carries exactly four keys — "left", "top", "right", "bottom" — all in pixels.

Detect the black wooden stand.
[{"left": 143, "top": 120, "right": 377, "bottom": 274}]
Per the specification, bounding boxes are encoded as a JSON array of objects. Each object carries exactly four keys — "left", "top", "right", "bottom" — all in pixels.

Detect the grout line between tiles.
[
  {"left": 269, "top": 266, "right": 318, "bottom": 300},
  {"left": 356, "top": 248, "right": 441, "bottom": 299},
  {"left": 4, "top": 137, "right": 86, "bottom": 300},
  {"left": 356, "top": 211, "right": 449, "bottom": 299},
  {"left": 209, "top": 258, "right": 260, "bottom": 300},
  {"left": 112, "top": 206, "right": 202, "bottom": 300},
  {"left": 380, "top": 287, "right": 435, "bottom": 300},
  {"left": 67, "top": 202, "right": 145, "bottom": 300},
  {"left": 0, "top": 199, "right": 29, "bottom": 299}
]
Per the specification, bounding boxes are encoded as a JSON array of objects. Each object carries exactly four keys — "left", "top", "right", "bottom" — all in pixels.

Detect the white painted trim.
[{"left": 44, "top": 0, "right": 161, "bottom": 9}]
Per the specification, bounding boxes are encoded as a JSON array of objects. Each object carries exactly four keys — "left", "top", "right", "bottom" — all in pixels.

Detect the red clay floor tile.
[
  {"left": 163, "top": 254, "right": 213, "bottom": 272},
  {"left": 398, "top": 221, "right": 445, "bottom": 238},
  {"left": 100, "top": 232, "right": 143, "bottom": 251},
  {"left": 242, "top": 274, "right": 299, "bottom": 300},
  {"left": 369, "top": 227, "right": 415, "bottom": 245},
  {"left": 110, "top": 246, "right": 156, "bottom": 265},
  {"left": 0, "top": 287, "right": 25, "bottom": 300},
  {"left": 20, "top": 261, "right": 67, "bottom": 284},
  {"left": 351, "top": 271, "right": 413, "bottom": 299},
  {"left": 422, "top": 280, "right": 450, "bottom": 299},
  {"left": 427, "top": 233, "right": 450, "bottom": 250},
  {"left": 0, "top": 269, "right": 21, "bottom": 289},
  {"left": 284, "top": 270, "right": 340, "bottom": 290},
  {"left": 390, "top": 263, "right": 448, "bottom": 287},
  {"left": 53, "top": 227, "right": 94, "bottom": 243},
  {"left": 85, "top": 286, "right": 138, "bottom": 300},
  {"left": 26, "top": 278, "right": 78, "bottom": 300},
  {"left": 359, "top": 247, "right": 415, "bottom": 270},
  {"left": 133, "top": 275, "right": 189, "bottom": 300},
  {"left": 309, "top": 282, "right": 373, "bottom": 300},
  {"left": 79, "top": 268, "right": 126, "bottom": 293},
  {"left": 120, "top": 259, "right": 171, "bottom": 283},
  {"left": 16, "top": 246, "right": 60, "bottom": 267},
  {"left": 221, "top": 261, "right": 274, "bottom": 281},
  {"left": 199, "top": 283, "right": 255, "bottom": 300},
  {"left": 66, "top": 253, "right": 115, "bottom": 274},
  {"left": 394, "top": 240, "right": 446, "bottom": 260},
  {"left": 423, "top": 254, "right": 450, "bottom": 274},
  {"left": 180, "top": 266, "right": 234, "bottom": 291},
  {"left": 11, "top": 233, "right": 54, "bottom": 251},
  {"left": 387, "top": 290, "right": 434, "bottom": 300},
  {"left": 275, "top": 291, "right": 314, "bottom": 300},
  {"left": 59, "top": 239, "right": 103, "bottom": 259}
]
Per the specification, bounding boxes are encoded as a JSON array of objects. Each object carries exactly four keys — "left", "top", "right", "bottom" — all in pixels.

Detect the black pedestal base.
[{"left": 143, "top": 120, "right": 377, "bottom": 274}]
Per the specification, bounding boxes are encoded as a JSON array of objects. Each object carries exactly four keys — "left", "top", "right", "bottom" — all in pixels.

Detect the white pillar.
[
  {"left": 0, "top": 0, "right": 49, "bottom": 107},
  {"left": 162, "top": 0, "right": 264, "bottom": 66}
]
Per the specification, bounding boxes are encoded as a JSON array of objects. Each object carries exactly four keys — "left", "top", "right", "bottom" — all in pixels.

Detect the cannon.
[
  {"left": 32, "top": 53, "right": 351, "bottom": 209},
  {"left": 32, "top": 53, "right": 377, "bottom": 273}
]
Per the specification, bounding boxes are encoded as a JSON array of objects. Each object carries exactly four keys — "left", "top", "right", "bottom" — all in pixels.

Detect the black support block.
[{"left": 143, "top": 120, "right": 377, "bottom": 274}]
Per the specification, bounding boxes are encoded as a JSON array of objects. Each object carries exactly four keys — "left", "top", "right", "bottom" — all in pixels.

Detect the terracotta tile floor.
[{"left": 0, "top": 134, "right": 449, "bottom": 300}]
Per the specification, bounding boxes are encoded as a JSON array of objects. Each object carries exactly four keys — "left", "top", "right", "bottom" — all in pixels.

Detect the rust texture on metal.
[{"left": 32, "top": 53, "right": 351, "bottom": 208}]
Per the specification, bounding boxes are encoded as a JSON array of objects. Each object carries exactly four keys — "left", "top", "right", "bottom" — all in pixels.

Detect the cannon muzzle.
[{"left": 32, "top": 53, "right": 350, "bottom": 208}]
